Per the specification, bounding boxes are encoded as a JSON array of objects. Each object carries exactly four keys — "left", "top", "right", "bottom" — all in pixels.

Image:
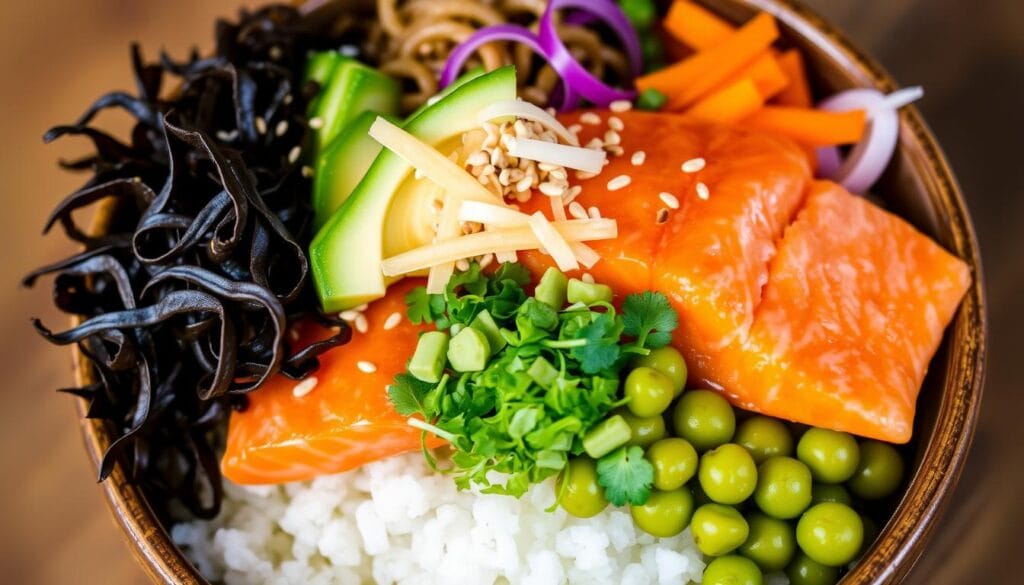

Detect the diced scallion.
[
  {"left": 409, "top": 331, "right": 449, "bottom": 383},
  {"left": 583, "top": 415, "right": 633, "bottom": 459},
  {"left": 535, "top": 267, "right": 569, "bottom": 308},
  {"left": 567, "top": 278, "right": 613, "bottom": 305},
  {"left": 447, "top": 326, "right": 491, "bottom": 372}
]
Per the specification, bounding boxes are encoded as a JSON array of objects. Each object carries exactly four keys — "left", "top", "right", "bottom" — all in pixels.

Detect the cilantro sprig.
[{"left": 391, "top": 262, "right": 677, "bottom": 502}]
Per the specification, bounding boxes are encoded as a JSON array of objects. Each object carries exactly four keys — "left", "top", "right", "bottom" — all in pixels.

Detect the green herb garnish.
[{"left": 391, "top": 263, "right": 677, "bottom": 500}]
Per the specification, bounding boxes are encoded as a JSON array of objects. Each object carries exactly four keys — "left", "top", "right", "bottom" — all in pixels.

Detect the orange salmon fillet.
[{"left": 222, "top": 279, "right": 443, "bottom": 484}]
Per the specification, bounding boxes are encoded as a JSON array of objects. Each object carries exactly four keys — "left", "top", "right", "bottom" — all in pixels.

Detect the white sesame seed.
[
  {"left": 681, "top": 157, "right": 706, "bottom": 173},
  {"left": 356, "top": 360, "right": 378, "bottom": 374},
  {"left": 588, "top": 206, "right": 602, "bottom": 219},
  {"left": 564, "top": 185, "right": 583, "bottom": 204},
  {"left": 354, "top": 314, "right": 369, "bottom": 334},
  {"left": 339, "top": 310, "right": 360, "bottom": 321},
  {"left": 631, "top": 151, "right": 647, "bottom": 166},
  {"left": 576, "top": 170, "right": 599, "bottom": 180},
  {"left": 608, "top": 116, "right": 624, "bottom": 132},
  {"left": 466, "top": 151, "right": 488, "bottom": 166},
  {"left": 275, "top": 120, "right": 289, "bottom": 137},
  {"left": 383, "top": 312, "right": 402, "bottom": 331},
  {"left": 568, "top": 123, "right": 583, "bottom": 135},
  {"left": 606, "top": 145, "right": 625, "bottom": 157},
  {"left": 479, "top": 253, "right": 495, "bottom": 268},
  {"left": 269, "top": 46, "right": 283, "bottom": 60},
  {"left": 568, "top": 201, "right": 588, "bottom": 219},
  {"left": 580, "top": 112, "right": 602, "bottom": 125},
  {"left": 538, "top": 162, "right": 560, "bottom": 172},
  {"left": 581, "top": 272, "right": 595, "bottom": 283},
  {"left": 607, "top": 175, "right": 631, "bottom": 191},
  {"left": 515, "top": 175, "right": 534, "bottom": 193},
  {"left": 585, "top": 137, "right": 605, "bottom": 150},
  {"left": 292, "top": 377, "right": 318, "bottom": 397},
  {"left": 548, "top": 168, "right": 568, "bottom": 181},
  {"left": 539, "top": 182, "right": 566, "bottom": 197},
  {"left": 659, "top": 192, "right": 680, "bottom": 209},
  {"left": 215, "top": 129, "right": 238, "bottom": 142},
  {"left": 610, "top": 100, "right": 633, "bottom": 113},
  {"left": 254, "top": 116, "right": 267, "bottom": 135},
  {"left": 456, "top": 259, "right": 470, "bottom": 271},
  {"left": 301, "top": 165, "right": 314, "bottom": 178},
  {"left": 354, "top": 303, "right": 369, "bottom": 312},
  {"left": 308, "top": 117, "right": 325, "bottom": 130},
  {"left": 604, "top": 130, "right": 621, "bottom": 145},
  {"left": 696, "top": 181, "right": 711, "bottom": 200},
  {"left": 515, "top": 190, "right": 532, "bottom": 202},
  {"left": 283, "top": 94, "right": 294, "bottom": 105},
  {"left": 287, "top": 146, "right": 301, "bottom": 164}
]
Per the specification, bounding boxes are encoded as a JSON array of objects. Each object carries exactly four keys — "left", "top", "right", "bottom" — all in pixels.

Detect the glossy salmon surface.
[{"left": 222, "top": 279, "right": 443, "bottom": 484}]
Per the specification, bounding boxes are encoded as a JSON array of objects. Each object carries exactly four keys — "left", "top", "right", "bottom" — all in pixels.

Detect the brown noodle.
[{"left": 373, "top": 0, "right": 628, "bottom": 110}]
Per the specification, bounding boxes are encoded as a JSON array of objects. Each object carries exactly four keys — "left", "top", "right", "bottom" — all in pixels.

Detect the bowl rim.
[{"left": 71, "top": 1, "right": 987, "bottom": 583}]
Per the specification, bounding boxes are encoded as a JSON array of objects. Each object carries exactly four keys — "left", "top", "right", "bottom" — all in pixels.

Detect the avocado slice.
[
  {"left": 313, "top": 57, "right": 401, "bottom": 151},
  {"left": 310, "top": 66, "right": 517, "bottom": 312},
  {"left": 312, "top": 110, "right": 400, "bottom": 229}
]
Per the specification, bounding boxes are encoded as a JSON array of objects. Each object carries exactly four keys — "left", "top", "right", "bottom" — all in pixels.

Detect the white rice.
[{"left": 172, "top": 452, "right": 707, "bottom": 585}]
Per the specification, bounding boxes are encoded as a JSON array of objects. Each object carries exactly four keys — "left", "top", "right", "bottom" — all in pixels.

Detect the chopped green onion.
[
  {"left": 637, "top": 88, "right": 668, "bottom": 111},
  {"left": 447, "top": 326, "right": 491, "bottom": 372},
  {"left": 583, "top": 415, "right": 633, "bottom": 458},
  {"left": 568, "top": 278, "right": 614, "bottom": 305},
  {"left": 409, "top": 331, "right": 449, "bottom": 383}
]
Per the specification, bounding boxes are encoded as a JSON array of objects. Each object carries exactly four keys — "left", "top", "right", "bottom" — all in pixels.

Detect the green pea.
[
  {"left": 699, "top": 444, "right": 758, "bottom": 505},
  {"left": 754, "top": 456, "right": 813, "bottom": 520},
  {"left": 632, "top": 346, "right": 687, "bottom": 396},
  {"left": 624, "top": 366, "right": 676, "bottom": 417},
  {"left": 647, "top": 438, "right": 698, "bottom": 490},
  {"left": 616, "top": 408, "right": 667, "bottom": 447},
  {"left": 673, "top": 390, "right": 736, "bottom": 451},
  {"left": 796, "top": 428, "right": 860, "bottom": 483},
  {"left": 786, "top": 553, "right": 839, "bottom": 585},
  {"left": 630, "top": 487, "right": 694, "bottom": 538},
  {"left": 735, "top": 416, "right": 794, "bottom": 463},
  {"left": 703, "top": 555, "right": 763, "bottom": 585},
  {"left": 557, "top": 458, "right": 607, "bottom": 518},
  {"left": 848, "top": 440, "right": 904, "bottom": 500},
  {"left": 796, "top": 503, "right": 864, "bottom": 567},
  {"left": 739, "top": 513, "right": 796, "bottom": 572},
  {"left": 811, "top": 483, "right": 853, "bottom": 507},
  {"left": 691, "top": 503, "right": 749, "bottom": 556},
  {"left": 618, "top": 0, "right": 657, "bottom": 30}
]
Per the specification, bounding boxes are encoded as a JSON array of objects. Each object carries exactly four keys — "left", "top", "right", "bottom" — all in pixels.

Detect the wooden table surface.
[{"left": 1, "top": 1, "right": 1021, "bottom": 583}]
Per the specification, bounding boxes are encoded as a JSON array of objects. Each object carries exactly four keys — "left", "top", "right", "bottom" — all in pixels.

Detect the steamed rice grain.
[{"left": 172, "top": 453, "right": 707, "bottom": 585}]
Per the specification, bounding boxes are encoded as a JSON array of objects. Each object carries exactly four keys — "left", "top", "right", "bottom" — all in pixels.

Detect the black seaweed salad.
[{"left": 24, "top": 2, "right": 376, "bottom": 521}]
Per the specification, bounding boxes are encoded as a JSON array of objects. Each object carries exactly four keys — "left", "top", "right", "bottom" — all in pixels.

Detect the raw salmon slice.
[
  {"left": 222, "top": 279, "right": 443, "bottom": 484},
  {"left": 719, "top": 182, "right": 971, "bottom": 442}
]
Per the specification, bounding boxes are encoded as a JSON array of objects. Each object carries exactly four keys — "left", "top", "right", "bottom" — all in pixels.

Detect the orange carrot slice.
[
  {"left": 686, "top": 78, "right": 765, "bottom": 124},
  {"left": 743, "top": 106, "right": 866, "bottom": 146},
  {"left": 737, "top": 53, "right": 790, "bottom": 99},
  {"left": 637, "top": 12, "right": 780, "bottom": 110},
  {"left": 664, "top": 0, "right": 734, "bottom": 50},
  {"left": 774, "top": 50, "right": 813, "bottom": 107}
]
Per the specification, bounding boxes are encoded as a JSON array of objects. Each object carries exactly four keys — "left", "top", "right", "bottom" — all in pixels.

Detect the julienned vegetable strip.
[
  {"left": 663, "top": 0, "right": 735, "bottom": 50},
  {"left": 736, "top": 54, "right": 789, "bottom": 99},
  {"left": 775, "top": 50, "right": 814, "bottom": 107},
  {"left": 636, "top": 12, "right": 779, "bottom": 110},
  {"left": 686, "top": 78, "right": 765, "bottom": 124},
  {"left": 743, "top": 106, "right": 867, "bottom": 146},
  {"left": 382, "top": 219, "right": 618, "bottom": 276}
]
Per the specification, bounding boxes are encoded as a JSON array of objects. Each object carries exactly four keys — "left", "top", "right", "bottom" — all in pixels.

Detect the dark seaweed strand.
[{"left": 26, "top": 4, "right": 366, "bottom": 521}]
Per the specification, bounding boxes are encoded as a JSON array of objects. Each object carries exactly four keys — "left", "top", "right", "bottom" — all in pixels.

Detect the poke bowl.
[{"left": 35, "top": 0, "right": 986, "bottom": 583}]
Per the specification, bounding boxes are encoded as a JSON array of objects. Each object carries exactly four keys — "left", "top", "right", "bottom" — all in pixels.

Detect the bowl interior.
[{"left": 75, "top": 1, "right": 986, "bottom": 583}]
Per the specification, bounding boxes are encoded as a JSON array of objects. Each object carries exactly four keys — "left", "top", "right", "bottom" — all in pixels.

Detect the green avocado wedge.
[
  {"left": 313, "top": 56, "right": 401, "bottom": 152},
  {"left": 310, "top": 66, "right": 516, "bottom": 312}
]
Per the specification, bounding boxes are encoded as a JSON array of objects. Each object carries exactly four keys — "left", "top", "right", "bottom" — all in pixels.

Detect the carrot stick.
[
  {"left": 664, "top": 0, "right": 734, "bottom": 50},
  {"left": 736, "top": 53, "right": 789, "bottom": 99},
  {"left": 743, "top": 106, "right": 866, "bottom": 146},
  {"left": 774, "top": 50, "right": 813, "bottom": 107},
  {"left": 686, "top": 78, "right": 765, "bottom": 124},
  {"left": 637, "top": 12, "right": 780, "bottom": 110}
]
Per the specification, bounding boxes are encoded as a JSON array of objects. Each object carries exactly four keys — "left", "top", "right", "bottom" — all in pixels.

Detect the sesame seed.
[
  {"left": 539, "top": 182, "right": 566, "bottom": 197},
  {"left": 608, "top": 116, "right": 624, "bottom": 132},
  {"left": 287, "top": 146, "right": 301, "bottom": 164},
  {"left": 681, "top": 157, "right": 706, "bottom": 173},
  {"left": 383, "top": 312, "right": 402, "bottom": 331},
  {"left": 269, "top": 46, "right": 283, "bottom": 60},
  {"left": 659, "top": 192, "right": 680, "bottom": 209},
  {"left": 308, "top": 117, "right": 325, "bottom": 130},
  {"left": 538, "top": 162, "right": 560, "bottom": 172},
  {"left": 283, "top": 94, "right": 294, "bottom": 105},
  {"left": 606, "top": 174, "right": 631, "bottom": 191},
  {"left": 696, "top": 181, "right": 711, "bottom": 200},
  {"left": 564, "top": 185, "right": 583, "bottom": 204},
  {"left": 515, "top": 190, "right": 532, "bottom": 202},
  {"left": 480, "top": 253, "right": 495, "bottom": 268},
  {"left": 255, "top": 116, "right": 267, "bottom": 135},
  {"left": 576, "top": 170, "right": 599, "bottom": 180},
  {"left": 568, "top": 124, "right": 583, "bottom": 135},
  {"left": 354, "top": 314, "right": 369, "bottom": 334},
  {"left": 515, "top": 176, "right": 534, "bottom": 192},
  {"left": 292, "top": 377, "right": 318, "bottom": 398},
  {"left": 568, "top": 201, "right": 588, "bottom": 219},
  {"left": 581, "top": 272, "right": 595, "bottom": 284},
  {"left": 339, "top": 310, "right": 360, "bottom": 321},
  {"left": 456, "top": 259, "right": 470, "bottom": 271},
  {"left": 548, "top": 168, "right": 568, "bottom": 181},
  {"left": 631, "top": 151, "right": 647, "bottom": 166},
  {"left": 356, "top": 360, "right": 378, "bottom": 374},
  {"left": 606, "top": 146, "right": 625, "bottom": 157},
  {"left": 354, "top": 304, "right": 369, "bottom": 312},
  {"left": 610, "top": 100, "right": 633, "bottom": 113},
  {"left": 301, "top": 165, "right": 314, "bottom": 178},
  {"left": 466, "top": 151, "right": 488, "bottom": 166},
  {"left": 585, "top": 137, "right": 605, "bottom": 150},
  {"left": 603, "top": 130, "right": 621, "bottom": 145},
  {"left": 275, "top": 120, "right": 289, "bottom": 137},
  {"left": 215, "top": 129, "right": 238, "bottom": 142},
  {"left": 288, "top": 327, "right": 300, "bottom": 342},
  {"left": 588, "top": 206, "right": 602, "bottom": 219},
  {"left": 580, "top": 112, "right": 602, "bottom": 125},
  {"left": 656, "top": 208, "right": 670, "bottom": 224}
]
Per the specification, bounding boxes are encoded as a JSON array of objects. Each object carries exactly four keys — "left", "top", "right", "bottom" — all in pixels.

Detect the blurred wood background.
[{"left": 0, "top": 0, "right": 1020, "bottom": 583}]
